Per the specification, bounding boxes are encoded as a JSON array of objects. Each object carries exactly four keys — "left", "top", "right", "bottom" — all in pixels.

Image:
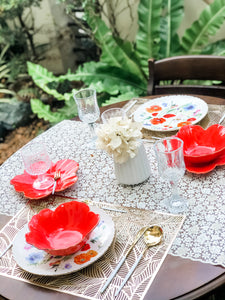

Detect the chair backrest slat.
[{"left": 148, "top": 55, "right": 225, "bottom": 98}]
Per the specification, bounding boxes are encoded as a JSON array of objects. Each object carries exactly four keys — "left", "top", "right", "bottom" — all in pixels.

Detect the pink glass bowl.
[
  {"left": 176, "top": 124, "right": 225, "bottom": 164},
  {"left": 25, "top": 201, "right": 100, "bottom": 256}
]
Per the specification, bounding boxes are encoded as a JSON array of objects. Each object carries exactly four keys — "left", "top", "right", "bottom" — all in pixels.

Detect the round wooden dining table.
[{"left": 0, "top": 94, "right": 224, "bottom": 300}]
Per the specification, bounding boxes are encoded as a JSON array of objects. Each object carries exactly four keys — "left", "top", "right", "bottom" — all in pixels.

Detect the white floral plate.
[
  {"left": 12, "top": 206, "right": 115, "bottom": 276},
  {"left": 133, "top": 95, "right": 208, "bottom": 132}
]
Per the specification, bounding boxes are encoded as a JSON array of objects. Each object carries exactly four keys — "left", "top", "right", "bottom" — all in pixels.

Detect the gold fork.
[{"left": 52, "top": 170, "right": 61, "bottom": 195}]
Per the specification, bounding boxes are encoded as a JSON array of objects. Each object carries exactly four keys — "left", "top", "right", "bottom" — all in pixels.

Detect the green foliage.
[
  {"left": 0, "top": 45, "right": 16, "bottom": 100},
  {"left": 27, "top": 62, "right": 65, "bottom": 100},
  {"left": 30, "top": 98, "right": 76, "bottom": 123},
  {"left": 61, "top": 61, "right": 146, "bottom": 95},
  {"left": 86, "top": 15, "right": 146, "bottom": 81},
  {"left": 103, "top": 92, "right": 139, "bottom": 106},
  {"left": 1, "top": 0, "right": 41, "bottom": 19},
  {"left": 136, "top": 0, "right": 162, "bottom": 73},
  {"left": 29, "top": 0, "right": 225, "bottom": 122},
  {"left": 159, "top": 0, "right": 184, "bottom": 58},
  {"left": 0, "top": 0, "right": 46, "bottom": 102},
  {"left": 27, "top": 62, "right": 77, "bottom": 123},
  {"left": 181, "top": 0, "right": 225, "bottom": 54},
  {"left": 201, "top": 40, "right": 225, "bottom": 55}
]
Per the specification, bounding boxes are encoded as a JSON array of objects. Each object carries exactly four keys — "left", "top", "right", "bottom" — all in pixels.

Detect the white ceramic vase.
[{"left": 114, "top": 143, "right": 151, "bottom": 185}]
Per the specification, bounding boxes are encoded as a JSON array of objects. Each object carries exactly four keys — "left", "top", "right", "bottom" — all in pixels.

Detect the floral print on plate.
[
  {"left": 133, "top": 95, "right": 208, "bottom": 131},
  {"left": 12, "top": 206, "right": 115, "bottom": 276}
]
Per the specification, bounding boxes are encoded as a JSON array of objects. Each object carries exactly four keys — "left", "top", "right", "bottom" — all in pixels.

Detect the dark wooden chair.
[{"left": 147, "top": 55, "right": 225, "bottom": 98}]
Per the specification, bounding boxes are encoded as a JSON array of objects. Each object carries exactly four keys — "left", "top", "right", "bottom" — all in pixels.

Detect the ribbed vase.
[{"left": 114, "top": 143, "right": 151, "bottom": 185}]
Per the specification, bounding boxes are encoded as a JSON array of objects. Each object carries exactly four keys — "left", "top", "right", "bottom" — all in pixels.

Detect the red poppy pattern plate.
[
  {"left": 10, "top": 159, "right": 79, "bottom": 199},
  {"left": 133, "top": 95, "right": 208, "bottom": 131}
]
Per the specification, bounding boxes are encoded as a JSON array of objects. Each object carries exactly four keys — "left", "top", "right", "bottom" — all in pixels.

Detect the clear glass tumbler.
[
  {"left": 154, "top": 137, "right": 188, "bottom": 213},
  {"left": 21, "top": 142, "right": 54, "bottom": 190},
  {"left": 101, "top": 108, "right": 126, "bottom": 123}
]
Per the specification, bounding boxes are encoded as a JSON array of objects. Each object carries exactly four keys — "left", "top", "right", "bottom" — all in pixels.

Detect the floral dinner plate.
[
  {"left": 12, "top": 206, "right": 115, "bottom": 276},
  {"left": 133, "top": 95, "right": 208, "bottom": 132},
  {"left": 10, "top": 159, "right": 79, "bottom": 200}
]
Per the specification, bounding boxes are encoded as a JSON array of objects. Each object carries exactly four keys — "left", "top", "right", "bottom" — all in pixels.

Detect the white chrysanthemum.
[{"left": 96, "top": 117, "right": 143, "bottom": 163}]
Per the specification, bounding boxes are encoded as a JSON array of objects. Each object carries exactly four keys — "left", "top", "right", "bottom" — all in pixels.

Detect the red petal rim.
[
  {"left": 185, "top": 151, "right": 225, "bottom": 174},
  {"left": 176, "top": 124, "right": 225, "bottom": 164},
  {"left": 25, "top": 201, "right": 100, "bottom": 256}
]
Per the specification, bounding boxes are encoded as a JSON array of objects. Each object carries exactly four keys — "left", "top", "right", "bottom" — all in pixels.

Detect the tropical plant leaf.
[
  {"left": 201, "top": 39, "right": 225, "bottom": 56},
  {"left": 0, "top": 88, "right": 15, "bottom": 95},
  {"left": 59, "top": 61, "right": 147, "bottom": 96},
  {"left": 135, "top": 0, "right": 162, "bottom": 74},
  {"left": 0, "top": 64, "right": 10, "bottom": 79},
  {"left": 159, "top": 0, "right": 184, "bottom": 58},
  {"left": 27, "top": 62, "right": 65, "bottom": 100},
  {"left": 30, "top": 99, "right": 68, "bottom": 123},
  {"left": 181, "top": 0, "right": 225, "bottom": 54},
  {"left": 102, "top": 92, "right": 139, "bottom": 106},
  {"left": 27, "top": 0, "right": 225, "bottom": 125},
  {"left": 56, "top": 96, "right": 78, "bottom": 118},
  {"left": 86, "top": 13, "right": 146, "bottom": 81},
  {"left": 0, "top": 44, "right": 10, "bottom": 61}
]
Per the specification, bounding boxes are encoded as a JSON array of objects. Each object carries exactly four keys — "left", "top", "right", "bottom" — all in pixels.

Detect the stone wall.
[
  {"left": 32, "top": 0, "right": 99, "bottom": 74},
  {"left": 31, "top": 0, "right": 76, "bottom": 74}
]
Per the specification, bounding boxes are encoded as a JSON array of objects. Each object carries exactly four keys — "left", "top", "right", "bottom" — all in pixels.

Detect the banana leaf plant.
[{"left": 28, "top": 0, "right": 225, "bottom": 123}]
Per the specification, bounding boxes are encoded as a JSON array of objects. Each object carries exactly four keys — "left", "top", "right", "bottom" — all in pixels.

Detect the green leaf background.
[{"left": 28, "top": 0, "right": 225, "bottom": 123}]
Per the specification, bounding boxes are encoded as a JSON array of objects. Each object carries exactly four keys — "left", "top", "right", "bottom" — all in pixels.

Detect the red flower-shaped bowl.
[
  {"left": 10, "top": 159, "right": 79, "bottom": 199},
  {"left": 25, "top": 201, "right": 100, "bottom": 256},
  {"left": 176, "top": 124, "right": 225, "bottom": 165}
]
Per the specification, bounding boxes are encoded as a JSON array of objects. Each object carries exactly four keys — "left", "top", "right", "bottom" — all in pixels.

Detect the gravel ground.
[{"left": 0, "top": 119, "right": 49, "bottom": 165}]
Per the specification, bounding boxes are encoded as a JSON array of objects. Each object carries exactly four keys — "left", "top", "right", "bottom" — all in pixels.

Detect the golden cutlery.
[
  {"left": 100, "top": 226, "right": 149, "bottom": 293},
  {"left": 115, "top": 225, "right": 163, "bottom": 297}
]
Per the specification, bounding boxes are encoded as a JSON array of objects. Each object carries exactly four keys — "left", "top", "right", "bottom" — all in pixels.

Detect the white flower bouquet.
[{"left": 96, "top": 117, "right": 143, "bottom": 164}]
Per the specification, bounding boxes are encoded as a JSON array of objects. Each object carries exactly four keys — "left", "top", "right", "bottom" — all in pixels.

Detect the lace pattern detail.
[{"left": 0, "top": 116, "right": 225, "bottom": 267}]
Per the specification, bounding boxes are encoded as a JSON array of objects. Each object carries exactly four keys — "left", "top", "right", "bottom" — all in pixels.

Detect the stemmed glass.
[
  {"left": 73, "top": 88, "right": 100, "bottom": 148},
  {"left": 21, "top": 142, "right": 54, "bottom": 190},
  {"left": 154, "top": 137, "right": 188, "bottom": 213}
]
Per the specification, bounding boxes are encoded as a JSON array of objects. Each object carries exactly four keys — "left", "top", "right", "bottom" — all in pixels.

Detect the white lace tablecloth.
[{"left": 0, "top": 120, "right": 225, "bottom": 268}]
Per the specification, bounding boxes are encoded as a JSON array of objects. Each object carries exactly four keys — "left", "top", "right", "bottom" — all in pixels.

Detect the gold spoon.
[
  {"left": 115, "top": 225, "right": 163, "bottom": 297},
  {"left": 100, "top": 226, "right": 149, "bottom": 293}
]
